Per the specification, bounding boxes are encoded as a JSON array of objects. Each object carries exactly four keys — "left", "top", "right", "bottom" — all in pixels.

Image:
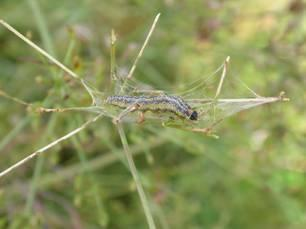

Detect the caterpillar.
[{"left": 106, "top": 95, "right": 198, "bottom": 120}]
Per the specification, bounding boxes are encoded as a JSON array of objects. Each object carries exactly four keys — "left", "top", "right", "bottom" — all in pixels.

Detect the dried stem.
[
  {"left": 0, "top": 114, "right": 103, "bottom": 178},
  {"left": 126, "top": 13, "right": 160, "bottom": 80},
  {"left": 0, "top": 89, "right": 30, "bottom": 106},
  {"left": 0, "top": 19, "right": 102, "bottom": 105},
  {"left": 0, "top": 88, "right": 98, "bottom": 114},
  {"left": 215, "top": 56, "right": 230, "bottom": 98},
  {"left": 0, "top": 19, "right": 78, "bottom": 79},
  {"left": 187, "top": 92, "right": 289, "bottom": 104}
]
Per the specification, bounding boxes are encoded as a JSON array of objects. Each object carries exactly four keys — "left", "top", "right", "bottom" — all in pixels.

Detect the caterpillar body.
[{"left": 106, "top": 95, "right": 198, "bottom": 121}]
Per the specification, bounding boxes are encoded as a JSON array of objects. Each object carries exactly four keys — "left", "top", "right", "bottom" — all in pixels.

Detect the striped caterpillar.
[{"left": 106, "top": 95, "right": 198, "bottom": 121}]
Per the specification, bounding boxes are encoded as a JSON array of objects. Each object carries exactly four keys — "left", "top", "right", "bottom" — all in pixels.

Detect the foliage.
[{"left": 0, "top": 0, "right": 305, "bottom": 228}]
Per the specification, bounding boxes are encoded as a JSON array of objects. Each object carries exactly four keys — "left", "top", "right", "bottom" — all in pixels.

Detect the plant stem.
[{"left": 116, "top": 123, "right": 156, "bottom": 229}]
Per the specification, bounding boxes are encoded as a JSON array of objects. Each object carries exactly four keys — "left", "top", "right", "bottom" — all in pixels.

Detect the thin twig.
[
  {"left": 0, "top": 19, "right": 79, "bottom": 79},
  {"left": 116, "top": 123, "right": 156, "bottom": 229},
  {"left": 0, "top": 88, "right": 101, "bottom": 114},
  {"left": 186, "top": 96, "right": 287, "bottom": 104},
  {"left": 110, "top": 29, "right": 117, "bottom": 81},
  {"left": 215, "top": 56, "right": 230, "bottom": 98},
  {"left": 0, "top": 18, "right": 97, "bottom": 104},
  {"left": 0, "top": 113, "right": 103, "bottom": 178},
  {"left": 126, "top": 13, "right": 160, "bottom": 80},
  {"left": 10, "top": 137, "right": 164, "bottom": 188},
  {"left": 0, "top": 89, "right": 31, "bottom": 106}
]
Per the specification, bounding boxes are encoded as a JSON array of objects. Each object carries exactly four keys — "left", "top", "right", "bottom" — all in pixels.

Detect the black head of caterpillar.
[{"left": 189, "top": 110, "right": 198, "bottom": 121}]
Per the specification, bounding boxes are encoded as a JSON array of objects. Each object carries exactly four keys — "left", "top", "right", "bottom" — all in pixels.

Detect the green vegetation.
[{"left": 0, "top": 0, "right": 305, "bottom": 228}]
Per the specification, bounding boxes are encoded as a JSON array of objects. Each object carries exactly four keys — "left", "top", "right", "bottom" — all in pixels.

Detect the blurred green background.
[{"left": 0, "top": 0, "right": 305, "bottom": 228}]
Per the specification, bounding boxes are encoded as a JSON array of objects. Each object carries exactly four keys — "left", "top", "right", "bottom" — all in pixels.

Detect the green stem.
[{"left": 116, "top": 123, "right": 156, "bottom": 229}]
